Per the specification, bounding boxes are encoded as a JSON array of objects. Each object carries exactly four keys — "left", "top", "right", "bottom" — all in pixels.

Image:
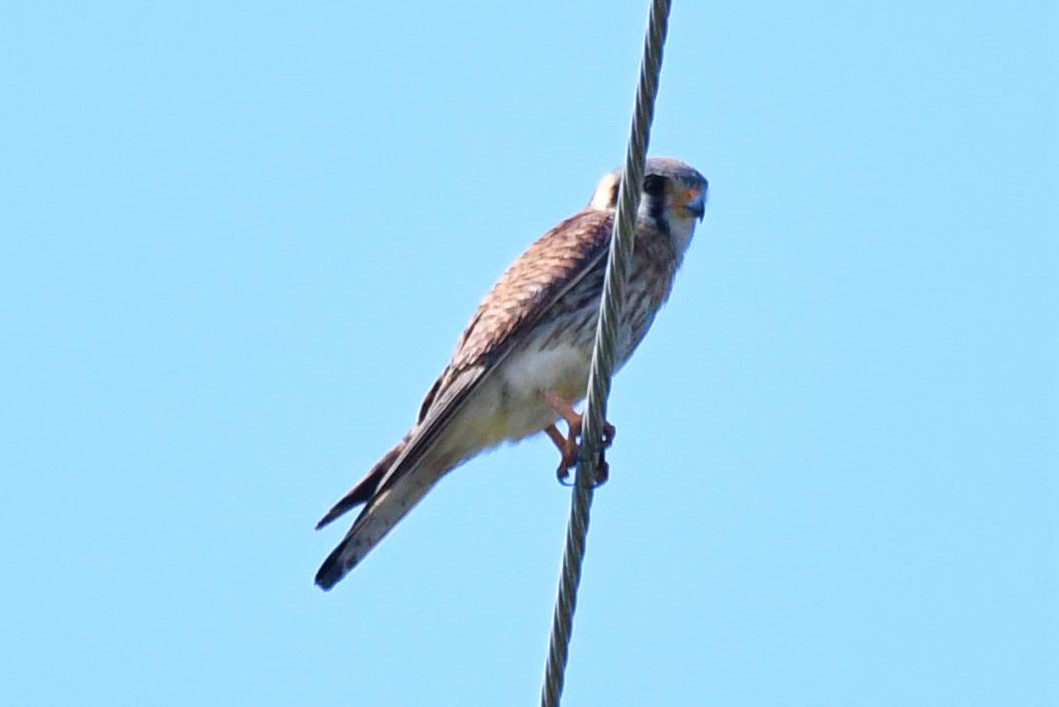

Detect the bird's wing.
[
  {"left": 314, "top": 210, "right": 613, "bottom": 588},
  {"left": 377, "top": 208, "right": 614, "bottom": 495}
]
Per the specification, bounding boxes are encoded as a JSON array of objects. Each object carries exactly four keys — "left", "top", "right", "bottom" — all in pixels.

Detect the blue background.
[{"left": 2, "top": 2, "right": 1055, "bottom": 705}]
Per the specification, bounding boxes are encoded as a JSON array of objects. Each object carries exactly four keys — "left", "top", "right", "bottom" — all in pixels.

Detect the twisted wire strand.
[{"left": 539, "top": 2, "right": 672, "bottom": 706}]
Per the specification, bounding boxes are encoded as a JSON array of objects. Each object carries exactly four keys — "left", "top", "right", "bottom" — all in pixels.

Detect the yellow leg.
[
  {"left": 542, "top": 392, "right": 616, "bottom": 484},
  {"left": 544, "top": 423, "right": 579, "bottom": 481}
]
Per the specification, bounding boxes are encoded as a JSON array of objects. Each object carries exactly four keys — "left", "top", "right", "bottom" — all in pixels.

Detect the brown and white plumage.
[{"left": 315, "top": 157, "right": 707, "bottom": 590}]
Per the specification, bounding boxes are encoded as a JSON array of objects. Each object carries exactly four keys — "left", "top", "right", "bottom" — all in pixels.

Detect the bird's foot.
[
  {"left": 543, "top": 391, "right": 616, "bottom": 487},
  {"left": 542, "top": 391, "right": 616, "bottom": 444},
  {"left": 554, "top": 449, "right": 610, "bottom": 487}
]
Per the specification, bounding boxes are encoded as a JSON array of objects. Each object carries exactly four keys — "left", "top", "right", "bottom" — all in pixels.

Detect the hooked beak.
[{"left": 685, "top": 189, "right": 706, "bottom": 221}]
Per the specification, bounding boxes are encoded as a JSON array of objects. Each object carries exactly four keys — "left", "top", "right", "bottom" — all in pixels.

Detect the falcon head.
[{"left": 588, "top": 157, "right": 708, "bottom": 254}]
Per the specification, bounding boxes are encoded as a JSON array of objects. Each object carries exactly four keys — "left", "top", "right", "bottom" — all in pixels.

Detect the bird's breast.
[{"left": 500, "top": 340, "right": 593, "bottom": 408}]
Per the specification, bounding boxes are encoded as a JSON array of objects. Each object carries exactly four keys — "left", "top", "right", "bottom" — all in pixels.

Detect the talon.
[
  {"left": 557, "top": 464, "right": 573, "bottom": 485},
  {"left": 546, "top": 422, "right": 580, "bottom": 486},
  {"left": 543, "top": 397, "right": 615, "bottom": 486},
  {"left": 594, "top": 457, "right": 609, "bottom": 486},
  {"left": 559, "top": 438, "right": 579, "bottom": 481}
]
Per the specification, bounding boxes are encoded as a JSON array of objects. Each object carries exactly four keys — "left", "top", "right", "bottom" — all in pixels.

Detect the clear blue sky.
[{"left": 2, "top": 2, "right": 1055, "bottom": 705}]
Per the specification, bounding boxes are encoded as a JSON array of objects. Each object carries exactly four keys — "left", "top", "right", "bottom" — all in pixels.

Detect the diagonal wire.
[{"left": 539, "top": 1, "right": 672, "bottom": 706}]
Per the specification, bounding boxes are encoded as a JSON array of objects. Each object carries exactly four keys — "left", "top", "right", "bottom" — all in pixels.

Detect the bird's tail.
[
  {"left": 315, "top": 439, "right": 451, "bottom": 590},
  {"left": 315, "top": 440, "right": 407, "bottom": 530}
]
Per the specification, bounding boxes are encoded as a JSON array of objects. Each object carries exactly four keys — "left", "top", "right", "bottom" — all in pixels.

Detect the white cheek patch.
[{"left": 668, "top": 216, "right": 699, "bottom": 256}]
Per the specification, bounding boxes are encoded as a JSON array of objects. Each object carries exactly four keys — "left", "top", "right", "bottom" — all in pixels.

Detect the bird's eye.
[{"left": 643, "top": 174, "right": 665, "bottom": 196}]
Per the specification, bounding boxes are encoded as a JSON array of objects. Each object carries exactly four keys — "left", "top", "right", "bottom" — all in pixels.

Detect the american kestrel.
[{"left": 315, "top": 157, "right": 708, "bottom": 590}]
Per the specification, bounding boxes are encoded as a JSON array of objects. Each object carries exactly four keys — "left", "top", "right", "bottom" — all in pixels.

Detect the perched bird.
[{"left": 315, "top": 157, "right": 708, "bottom": 590}]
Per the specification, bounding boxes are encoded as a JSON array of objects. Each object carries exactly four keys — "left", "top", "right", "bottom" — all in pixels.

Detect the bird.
[{"left": 315, "top": 157, "right": 708, "bottom": 590}]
